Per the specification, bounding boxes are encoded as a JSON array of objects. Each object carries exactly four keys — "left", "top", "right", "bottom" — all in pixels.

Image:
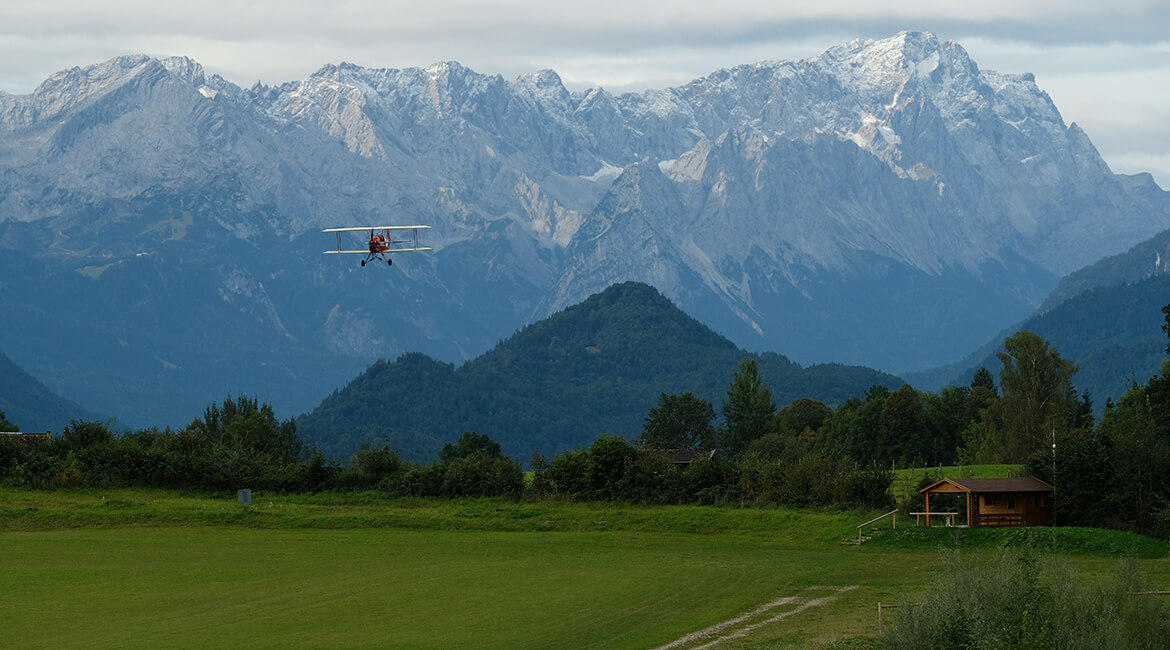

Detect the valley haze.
[{"left": 0, "top": 31, "right": 1168, "bottom": 433}]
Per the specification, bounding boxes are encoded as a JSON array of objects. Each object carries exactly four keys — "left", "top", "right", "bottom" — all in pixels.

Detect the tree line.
[{"left": 2, "top": 305, "right": 1169, "bottom": 537}]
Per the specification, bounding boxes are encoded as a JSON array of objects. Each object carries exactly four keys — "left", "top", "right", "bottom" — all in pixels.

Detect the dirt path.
[{"left": 651, "top": 586, "right": 858, "bottom": 650}]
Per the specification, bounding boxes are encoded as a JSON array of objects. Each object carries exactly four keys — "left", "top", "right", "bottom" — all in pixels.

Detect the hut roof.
[
  {"left": 920, "top": 477, "right": 1053, "bottom": 494},
  {"left": 655, "top": 449, "right": 716, "bottom": 464}
]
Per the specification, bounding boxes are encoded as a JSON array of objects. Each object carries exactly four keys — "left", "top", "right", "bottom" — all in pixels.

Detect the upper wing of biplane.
[
  {"left": 323, "top": 225, "right": 433, "bottom": 254},
  {"left": 322, "top": 226, "right": 430, "bottom": 232},
  {"left": 324, "top": 247, "right": 434, "bottom": 254}
]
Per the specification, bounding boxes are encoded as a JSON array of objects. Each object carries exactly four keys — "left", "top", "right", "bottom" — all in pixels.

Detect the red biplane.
[{"left": 323, "top": 226, "right": 432, "bottom": 267}]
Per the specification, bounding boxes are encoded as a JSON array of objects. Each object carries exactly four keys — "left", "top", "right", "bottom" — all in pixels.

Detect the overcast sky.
[{"left": 1, "top": 1, "right": 1166, "bottom": 187}]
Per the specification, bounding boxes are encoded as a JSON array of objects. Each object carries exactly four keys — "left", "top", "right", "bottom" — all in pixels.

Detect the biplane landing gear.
[
  {"left": 387, "top": 259, "right": 393, "bottom": 266},
  {"left": 360, "top": 259, "right": 366, "bottom": 267}
]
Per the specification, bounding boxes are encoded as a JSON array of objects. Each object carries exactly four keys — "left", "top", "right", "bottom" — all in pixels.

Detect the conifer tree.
[{"left": 721, "top": 358, "right": 776, "bottom": 456}]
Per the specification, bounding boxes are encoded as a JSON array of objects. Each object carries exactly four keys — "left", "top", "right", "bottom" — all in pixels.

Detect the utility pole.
[
  {"left": 1051, "top": 428, "right": 1057, "bottom": 532},
  {"left": 1051, "top": 428, "right": 1056, "bottom": 495}
]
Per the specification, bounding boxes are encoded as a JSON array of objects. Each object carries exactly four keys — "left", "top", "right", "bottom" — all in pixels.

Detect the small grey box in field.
[{"left": 238, "top": 489, "right": 252, "bottom": 504}]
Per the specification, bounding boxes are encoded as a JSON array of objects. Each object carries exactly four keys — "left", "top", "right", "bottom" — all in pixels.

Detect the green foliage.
[
  {"left": 869, "top": 525, "right": 1167, "bottom": 558},
  {"left": 747, "top": 432, "right": 803, "bottom": 464},
  {"left": 882, "top": 551, "right": 1170, "bottom": 650},
  {"left": 846, "top": 465, "right": 896, "bottom": 510},
  {"left": 0, "top": 397, "right": 313, "bottom": 492},
  {"left": 586, "top": 434, "right": 637, "bottom": 500},
  {"left": 775, "top": 398, "right": 832, "bottom": 438},
  {"left": 920, "top": 386, "right": 968, "bottom": 465},
  {"left": 994, "top": 331, "right": 1078, "bottom": 461},
  {"left": 1162, "top": 302, "right": 1170, "bottom": 354},
  {"left": 544, "top": 448, "right": 589, "bottom": 497},
  {"left": 440, "top": 454, "right": 524, "bottom": 499},
  {"left": 60, "top": 420, "right": 113, "bottom": 451},
  {"left": 199, "top": 395, "right": 302, "bottom": 463},
  {"left": 721, "top": 357, "right": 777, "bottom": 457},
  {"left": 877, "top": 384, "right": 928, "bottom": 466},
  {"left": 342, "top": 444, "right": 402, "bottom": 489},
  {"left": 827, "top": 387, "right": 888, "bottom": 464},
  {"left": 638, "top": 392, "right": 716, "bottom": 449},
  {"left": 528, "top": 451, "right": 551, "bottom": 497},
  {"left": 439, "top": 431, "right": 502, "bottom": 463},
  {"left": 970, "top": 366, "right": 997, "bottom": 394},
  {"left": 0, "top": 409, "right": 17, "bottom": 431},
  {"left": 682, "top": 454, "right": 737, "bottom": 505}
]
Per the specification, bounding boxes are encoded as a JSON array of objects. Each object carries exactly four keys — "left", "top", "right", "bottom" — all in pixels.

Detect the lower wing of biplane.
[{"left": 323, "top": 226, "right": 432, "bottom": 267}]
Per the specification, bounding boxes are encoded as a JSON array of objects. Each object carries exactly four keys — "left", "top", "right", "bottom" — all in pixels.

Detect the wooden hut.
[{"left": 918, "top": 477, "right": 1054, "bottom": 527}]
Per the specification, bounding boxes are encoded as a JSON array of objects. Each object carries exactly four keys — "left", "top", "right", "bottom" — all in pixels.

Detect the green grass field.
[{"left": 2, "top": 488, "right": 1166, "bottom": 649}]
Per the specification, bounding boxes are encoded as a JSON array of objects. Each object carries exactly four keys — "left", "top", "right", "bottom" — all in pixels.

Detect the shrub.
[
  {"left": 683, "top": 454, "right": 736, "bottom": 504},
  {"left": 392, "top": 463, "right": 444, "bottom": 497},
  {"left": 779, "top": 454, "right": 846, "bottom": 507},
  {"left": 586, "top": 435, "right": 637, "bottom": 500},
  {"left": 847, "top": 465, "right": 895, "bottom": 509},
  {"left": 545, "top": 449, "right": 589, "bottom": 498},
  {"left": 883, "top": 550, "right": 1170, "bottom": 650},
  {"left": 60, "top": 420, "right": 113, "bottom": 452},
  {"left": 442, "top": 455, "right": 524, "bottom": 499},
  {"left": 737, "top": 454, "right": 782, "bottom": 504},
  {"left": 627, "top": 449, "right": 686, "bottom": 504}
]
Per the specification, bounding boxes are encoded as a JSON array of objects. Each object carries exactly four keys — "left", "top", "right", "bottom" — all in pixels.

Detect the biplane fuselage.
[{"left": 323, "top": 226, "right": 432, "bottom": 267}]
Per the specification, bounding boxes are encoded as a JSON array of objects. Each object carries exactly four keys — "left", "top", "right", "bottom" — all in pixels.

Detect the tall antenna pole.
[{"left": 1051, "top": 428, "right": 1057, "bottom": 532}]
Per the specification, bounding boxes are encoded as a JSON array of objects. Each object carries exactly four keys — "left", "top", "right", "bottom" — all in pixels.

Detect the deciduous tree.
[
  {"left": 995, "top": 331, "right": 1077, "bottom": 461},
  {"left": 639, "top": 392, "right": 716, "bottom": 449},
  {"left": 878, "top": 384, "right": 929, "bottom": 466},
  {"left": 439, "top": 431, "right": 502, "bottom": 462}
]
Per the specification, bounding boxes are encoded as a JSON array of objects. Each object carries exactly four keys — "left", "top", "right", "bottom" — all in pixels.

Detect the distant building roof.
[
  {"left": 655, "top": 449, "right": 716, "bottom": 465},
  {"left": 920, "top": 477, "right": 1053, "bottom": 494},
  {"left": 0, "top": 432, "right": 51, "bottom": 448}
]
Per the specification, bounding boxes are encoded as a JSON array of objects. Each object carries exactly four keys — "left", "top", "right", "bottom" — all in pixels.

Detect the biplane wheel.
[
  {"left": 387, "top": 259, "right": 393, "bottom": 267},
  {"left": 361, "top": 259, "right": 366, "bottom": 267}
]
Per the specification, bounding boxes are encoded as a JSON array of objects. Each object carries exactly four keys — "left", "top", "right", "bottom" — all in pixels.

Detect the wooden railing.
[{"left": 856, "top": 510, "right": 898, "bottom": 543}]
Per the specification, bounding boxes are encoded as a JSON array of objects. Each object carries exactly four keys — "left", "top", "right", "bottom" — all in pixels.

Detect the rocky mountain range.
[{"left": 1, "top": 31, "right": 1167, "bottom": 427}]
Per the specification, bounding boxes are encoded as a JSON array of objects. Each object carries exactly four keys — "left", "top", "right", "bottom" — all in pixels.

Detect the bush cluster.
[
  {"left": 883, "top": 550, "right": 1170, "bottom": 649},
  {"left": 0, "top": 417, "right": 891, "bottom": 510},
  {"left": 530, "top": 434, "right": 892, "bottom": 508}
]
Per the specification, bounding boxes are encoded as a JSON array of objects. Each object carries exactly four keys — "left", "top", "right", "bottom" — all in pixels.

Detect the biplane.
[{"left": 323, "top": 226, "right": 432, "bottom": 267}]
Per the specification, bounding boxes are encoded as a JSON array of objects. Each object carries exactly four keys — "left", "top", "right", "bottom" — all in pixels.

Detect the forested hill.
[
  {"left": 296, "top": 282, "right": 903, "bottom": 462},
  {"left": 906, "top": 273, "right": 1170, "bottom": 406},
  {"left": 0, "top": 350, "right": 103, "bottom": 432}
]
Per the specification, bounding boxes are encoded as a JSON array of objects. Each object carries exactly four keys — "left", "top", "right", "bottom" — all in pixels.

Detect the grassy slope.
[
  {"left": 890, "top": 464, "right": 1020, "bottom": 502},
  {"left": 1, "top": 488, "right": 1166, "bottom": 649}
]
